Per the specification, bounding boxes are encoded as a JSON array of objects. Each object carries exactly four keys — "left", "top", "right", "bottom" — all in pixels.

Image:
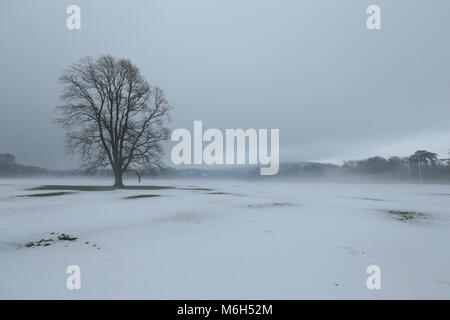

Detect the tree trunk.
[{"left": 113, "top": 168, "right": 124, "bottom": 187}]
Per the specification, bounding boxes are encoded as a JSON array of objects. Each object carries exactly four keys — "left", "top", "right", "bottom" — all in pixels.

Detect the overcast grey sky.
[{"left": 1, "top": 0, "right": 450, "bottom": 169}]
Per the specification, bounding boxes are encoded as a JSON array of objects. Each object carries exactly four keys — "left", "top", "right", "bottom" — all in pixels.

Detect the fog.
[{"left": 1, "top": 0, "right": 450, "bottom": 170}]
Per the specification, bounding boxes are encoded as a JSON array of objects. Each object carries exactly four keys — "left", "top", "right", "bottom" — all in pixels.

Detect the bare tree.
[{"left": 57, "top": 55, "right": 171, "bottom": 187}]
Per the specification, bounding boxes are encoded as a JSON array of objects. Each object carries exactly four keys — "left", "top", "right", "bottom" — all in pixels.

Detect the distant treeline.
[
  {"left": 0, "top": 153, "right": 55, "bottom": 176},
  {"left": 341, "top": 150, "right": 450, "bottom": 182},
  {"left": 2, "top": 150, "right": 450, "bottom": 183},
  {"left": 262, "top": 150, "right": 450, "bottom": 182}
]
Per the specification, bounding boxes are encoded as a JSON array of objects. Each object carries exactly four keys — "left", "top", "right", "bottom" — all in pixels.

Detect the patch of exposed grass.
[
  {"left": 387, "top": 209, "right": 428, "bottom": 222},
  {"left": 29, "top": 185, "right": 175, "bottom": 192},
  {"left": 23, "top": 233, "right": 79, "bottom": 249},
  {"left": 29, "top": 185, "right": 219, "bottom": 196},
  {"left": 123, "top": 186, "right": 174, "bottom": 190},
  {"left": 25, "top": 238, "right": 54, "bottom": 247},
  {"left": 206, "top": 191, "right": 245, "bottom": 197},
  {"left": 29, "top": 185, "right": 114, "bottom": 191},
  {"left": 157, "top": 212, "right": 205, "bottom": 224},
  {"left": 125, "top": 194, "right": 162, "bottom": 199},
  {"left": 58, "top": 234, "right": 77, "bottom": 241},
  {"left": 178, "top": 187, "right": 213, "bottom": 191},
  {"left": 247, "top": 202, "right": 296, "bottom": 208},
  {"left": 17, "top": 192, "right": 75, "bottom": 198},
  {"left": 338, "top": 246, "right": 366, "bottom": 256},
  {"left": 356, "top": 197, "right": 386, "bottom": 202},
  {"left": 207, "top": 192, "right": 232, "bottom": 195}
]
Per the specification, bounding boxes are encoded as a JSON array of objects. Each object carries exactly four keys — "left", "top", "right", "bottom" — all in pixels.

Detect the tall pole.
[
  {"left": 417, "top": 154, "right": 422, "bottom": 183},
  {"left": 407, "top": 158, "right": 412, "bottom": 182}
]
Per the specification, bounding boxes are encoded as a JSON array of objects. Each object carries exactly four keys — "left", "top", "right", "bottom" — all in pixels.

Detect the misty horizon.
[{"left": 1, "top": 0, "right": 450, "bottom": 170}]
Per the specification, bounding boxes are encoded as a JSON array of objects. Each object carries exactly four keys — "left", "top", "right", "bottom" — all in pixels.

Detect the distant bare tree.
[
  {"left": 57, "top": 55, "right": 171, "bottom": 186},
  {"left": 409, "top": 150, "right": 438, "bottom": 167}
]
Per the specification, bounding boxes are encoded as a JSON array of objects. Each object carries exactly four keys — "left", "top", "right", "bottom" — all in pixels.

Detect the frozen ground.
[{"left": 0, "top": 177, "right": 450, "bottom": 299}]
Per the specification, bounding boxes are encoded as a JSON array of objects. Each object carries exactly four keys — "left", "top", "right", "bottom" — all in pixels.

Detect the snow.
[{"left": 1, "top": 178, "right": 450, "bottom": 299}]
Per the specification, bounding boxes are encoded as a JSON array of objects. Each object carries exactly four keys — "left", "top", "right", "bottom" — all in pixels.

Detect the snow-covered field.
[{"left": 1, "top": 178, "right": 449, "bottom": 299}]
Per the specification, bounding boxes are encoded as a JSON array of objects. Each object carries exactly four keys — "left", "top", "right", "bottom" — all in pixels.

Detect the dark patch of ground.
[
  {"left": 354, "top": 197, "right": 386, "bottom": 202},
  {"left": 386, "top": 209, "right": 429, "bottom": 222},
  {"left": 125, "top": 194, "right": 162, "bottom": 199},
  {"left": 58, "top": 233, "right": 78, "bottom": 241},
  {"left": 24, "top": 233, "right": 104, "bottom": 249},
  {"left": 206, "top": 191, "right": 245, "bottom": 197},
  {"left": 25, "top": 238, "right": 53, "bottom": 247},
  {"left": 207, "top": 192, "right": 232, "bottom": 195},
  {"left": 17, "top": 192, "right": 75, "bottom": 198},
  {"left": 178, "top": 187, "right": 213, "bottom": 191},
  {"left": 338, "top": 245, "right": 366, "bottom": 256},
  {"left": 29, "top": 185, "right": 175, "bottom": 192},
  {"left": 247, "top": 202, "right": 296, "bottom": 208},
  {"left": 24, "top": 233, "right": 78, "bottom": 248}
]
